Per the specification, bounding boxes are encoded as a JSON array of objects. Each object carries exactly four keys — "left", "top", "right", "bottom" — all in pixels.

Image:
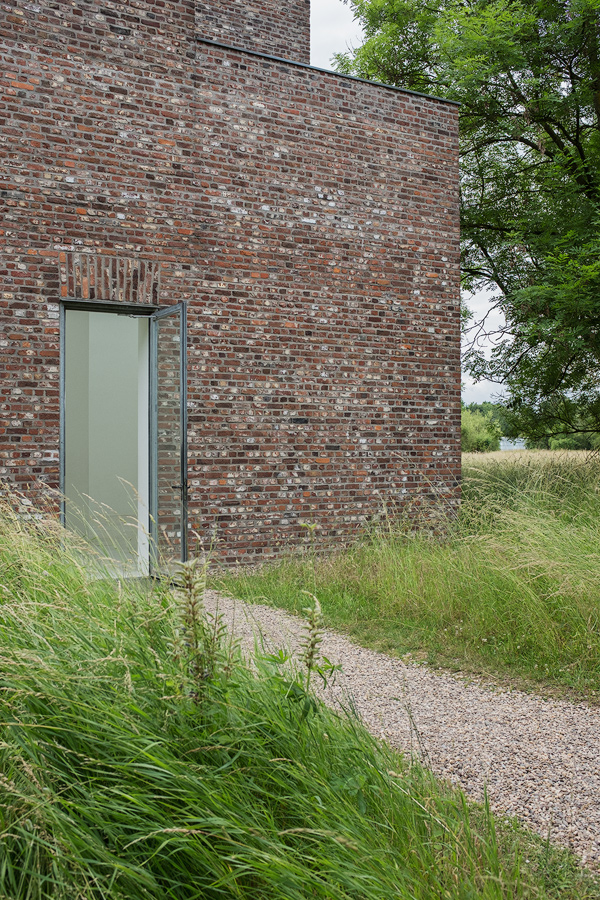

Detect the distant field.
[
  {"left": 463, "top": 449, "right": 593, "bottom": 463},
  {"left": 219, "top": 450, "right": 600, "bottom": 698}
]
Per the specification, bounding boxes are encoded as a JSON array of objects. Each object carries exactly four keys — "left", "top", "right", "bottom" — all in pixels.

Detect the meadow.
[
  {"left": 1, "top": 490, "right": 599, "bottom": 898},
  {"left": 219, "top": 451, "right": 600, "bottom": 698}
]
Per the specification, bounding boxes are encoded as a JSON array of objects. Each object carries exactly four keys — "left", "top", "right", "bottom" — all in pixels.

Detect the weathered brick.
[
  {"left": 196, "top": 0, "right": 310, "bottom": 62},
  {"left": 0, "top": 0, "right": 461, "bottom": 563}
]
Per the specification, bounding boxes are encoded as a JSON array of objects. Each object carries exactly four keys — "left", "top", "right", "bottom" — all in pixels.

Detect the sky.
[
  {"left": 462, "top": 293, "right": 505, "bottom": 405},
  {"left": 310, "top": 0, "right": 364, "bottom": 70},
  {"left": 310, "top": 1, "right": 500, "bottom": 405}
]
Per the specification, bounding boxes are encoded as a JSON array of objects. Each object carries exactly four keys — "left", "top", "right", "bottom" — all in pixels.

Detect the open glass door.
[
  {"left": 150, "top": 303, "right": 188, "bottom": 573},
  {"left": 62, "top": 305, "right": 151, "bottom": 578}
]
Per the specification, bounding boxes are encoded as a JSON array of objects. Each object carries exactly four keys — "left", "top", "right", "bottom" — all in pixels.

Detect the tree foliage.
[
  {"left": 337, "top": 0, "right": 600, "bottom": 440},
  {"left": 463, "top": 400, "right": 512, "bottom": 433},
  {"left": 460, "top": 406, "right": 502, "bottom": 451}
]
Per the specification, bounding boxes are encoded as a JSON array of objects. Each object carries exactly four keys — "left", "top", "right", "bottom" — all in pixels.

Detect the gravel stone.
[{"left": 204, "top": 590, "right": 600, "bottom": 867}]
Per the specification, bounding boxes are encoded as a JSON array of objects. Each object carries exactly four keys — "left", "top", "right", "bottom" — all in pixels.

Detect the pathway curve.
[{"left": 203, "top": 590, "right": 600, "bottom": 867}]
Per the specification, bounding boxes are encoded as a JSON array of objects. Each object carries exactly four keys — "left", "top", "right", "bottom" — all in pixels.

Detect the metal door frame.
[
  {"left": 60, "top": 299, "right": 188, "bottom": 572},
  {"left": 59, "top": 299, "right": 157, "bottom": 531}
]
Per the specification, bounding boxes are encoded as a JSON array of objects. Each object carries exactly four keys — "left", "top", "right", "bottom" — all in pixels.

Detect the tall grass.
[
  {"left": 1, "top": 499, "right": 598, "bottom": 897},
  {"left": 219, "top": 452, "right": 600, "bottom": 695}
]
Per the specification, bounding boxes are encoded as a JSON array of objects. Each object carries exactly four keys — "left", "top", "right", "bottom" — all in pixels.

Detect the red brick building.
[{"left": 0, "top": 0, "right": 460, "bottom": 570}]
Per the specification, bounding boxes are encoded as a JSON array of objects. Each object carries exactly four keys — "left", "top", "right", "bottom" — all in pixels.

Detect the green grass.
[
  {"left": 1, "top": 500, "right": 599, "bottom": 897},
  {"left": 218, "top": 451, "right": 600, "bottom": 697}
]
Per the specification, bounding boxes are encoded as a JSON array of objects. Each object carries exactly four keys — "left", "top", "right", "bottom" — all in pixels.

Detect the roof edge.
[{"left": 195, "top": 37, "right": 460, "bottom": 108}]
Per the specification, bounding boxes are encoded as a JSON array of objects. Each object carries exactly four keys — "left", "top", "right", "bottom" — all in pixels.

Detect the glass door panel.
[
  {"left": 62, "top": 307, "right": 150, "bottom": 578},
  {"left": 150, "top": 303, "right": 187, "bottom": 571}
]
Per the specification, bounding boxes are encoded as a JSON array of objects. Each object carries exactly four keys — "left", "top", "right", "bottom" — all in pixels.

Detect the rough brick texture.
[
  {"left": 0, "top": 0, "right": 461, "bottom": 563},
  {"left": 196, "top": 0, "right": 310, "bottom": 62}
]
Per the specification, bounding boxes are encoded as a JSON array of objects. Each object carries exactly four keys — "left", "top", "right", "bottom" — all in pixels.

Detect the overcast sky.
[
  {"left": 309, "top": 1, "right": 499, "bottom": 405},
  {"left": 461, "top": 293, "right": 505, "bottom": 405},
  {"left": 310, "top": 0, "right": 364, "bottom": 70}
]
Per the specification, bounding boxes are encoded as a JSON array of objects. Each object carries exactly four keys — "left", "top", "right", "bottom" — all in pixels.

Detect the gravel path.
[{"left": 204, "top": 590, "right": 600, "bottom": 867}]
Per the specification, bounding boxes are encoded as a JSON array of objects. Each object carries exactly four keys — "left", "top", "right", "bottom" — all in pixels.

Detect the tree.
[
  {"left": 477, "top": 228, "right": 600, "bottom": 440},
  {"left": 336, "top": 0, "right": 600, "bottom": 441},
  {"left": 463, "top": 400, "right": 512, "bottom": 434},
  {"left": 460, "top": 406, "right": 502, "bottom": 451}
]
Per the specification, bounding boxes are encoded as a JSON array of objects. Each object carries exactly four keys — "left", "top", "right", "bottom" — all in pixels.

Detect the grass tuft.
[
  {"left": 218, "top": 451, "right": 600, "bottom": 696},
  {"left": 0, "top": 495, "right": 598, "bottom": 897}
]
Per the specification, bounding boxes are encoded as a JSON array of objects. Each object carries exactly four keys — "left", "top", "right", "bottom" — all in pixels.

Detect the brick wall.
[
  {"left": 0, "top": 1, "right": 460, "bottom": 563},
  {"left": 196, "top": 0, "right": 310, "bottom": 62},
  {"left": 0, "top": 0, "right": 195, "bottom": 69},
  {"left": 0, "top": 0, "right": 311, "bottom": 67}
]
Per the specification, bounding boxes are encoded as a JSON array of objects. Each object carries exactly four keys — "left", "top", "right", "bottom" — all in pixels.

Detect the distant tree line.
[
  {"left": 462, "top": 402, "right": 600, "bottom": 450},
  {"left": 461, "top": 403, "right": 502, "bottom": 452}
]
